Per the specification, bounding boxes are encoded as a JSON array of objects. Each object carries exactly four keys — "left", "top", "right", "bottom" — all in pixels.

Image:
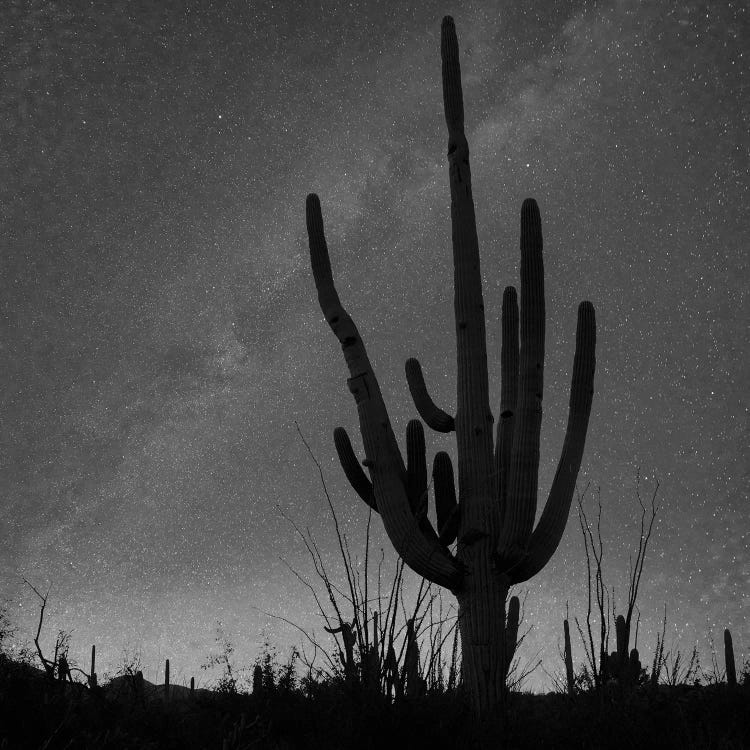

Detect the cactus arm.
[
  {"left": 507, "top": 301, "right": 596, "bottom": 584},
  {"left": 406, "top": 419, "right": 428, "bottom": 514},
  {"left": 504, "top": 595, "right": 520, "bottom": 671},
  {"left": 441, "top": 17, "right": 495, "bottom": 510},
  {"left": 497, "top": 199, "right": 545, "bottom": 569},
  {"left": 439, "top": 507, "right": 460, "bottom": 546},
  {"left": 405, "top": 358, "right": 455, "bottom": 432},
  {"left": 333, "top": 427, "right": 377, "bottom": 512},
  {"left": 496, "top": 285, "right": 519, "bottom": 518},
  {"left": 433, "top": 451, "right": 459, "bottom": 545},
  {"left": 306, "top": 193, "right": 463, "bottom": 590},
  {"left": 406, "top": 419, "right": 446, "bottom": 547}
]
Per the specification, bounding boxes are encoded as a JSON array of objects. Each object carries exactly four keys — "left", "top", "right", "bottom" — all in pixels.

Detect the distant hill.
[
  {"left": 103, "top": 673, "right": 216, "bottom": 703},
  {"left": 0, "top": 654, "right": 225, "bottom": 703}
]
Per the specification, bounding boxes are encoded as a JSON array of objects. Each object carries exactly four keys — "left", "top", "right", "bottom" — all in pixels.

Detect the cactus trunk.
[
  {"left": 458, "top": 574, "right": 513, "bottom": 712},
  {"left": 304, "top": 16, "right": 596, "bottom": 719}
]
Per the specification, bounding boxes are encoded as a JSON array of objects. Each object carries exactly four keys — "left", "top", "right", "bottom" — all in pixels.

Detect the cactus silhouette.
[
  {"left": 305, "top": 16, "right": 596, "bottom": 716},
  {"left": 563, "top": 619, "right": 575, "bottom": 695},
  {"left": 324, "top": 619, "right": 357, "bottom": 685},
  {"left": 601, "top": 614, "right": 642, "bottom": 688},
  {"left": 89, "top": 644, "right": 97, "bottom": 689},
  {"left": 724, "top": 628, "right": 737, "bottom": 686}
]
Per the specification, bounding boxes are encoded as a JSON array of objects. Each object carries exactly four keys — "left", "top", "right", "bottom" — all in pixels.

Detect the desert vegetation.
[
  {"left": 0, "top": 521, "right": 748, "bottom": 750},
  {"left": 0, "top": 457, "right": 747, "bottom": 748}
]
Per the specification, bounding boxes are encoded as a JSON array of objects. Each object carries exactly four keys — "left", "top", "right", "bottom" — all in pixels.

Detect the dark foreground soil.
[{"left": 1, "top": 656, "right": 748, "bottom": 749}]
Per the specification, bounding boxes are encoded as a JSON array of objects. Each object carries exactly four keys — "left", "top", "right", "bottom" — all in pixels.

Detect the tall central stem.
[{"left": 442, "top": 17, "right": 495, "bottom": 528}]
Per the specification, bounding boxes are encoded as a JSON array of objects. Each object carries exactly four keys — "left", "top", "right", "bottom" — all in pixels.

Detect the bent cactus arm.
[
  {"left": 506, "top": 300, "right": 596, "bottom": 584},
  {"left": 333, "top": 427, "right": 376, "bottom": 511},
  {"left": 306, "top": 194, "right": 462, "bottom": 590},
  {"left": 496, "top": 286, "right": 519, "bottom": 523},
  {"left": 405, "top": 358, "right": 455, "bottom": 433}
]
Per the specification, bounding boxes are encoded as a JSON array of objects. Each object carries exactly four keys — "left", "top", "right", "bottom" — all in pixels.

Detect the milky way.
[{"left": 1, "top": 0, "right": 746, "bottom": 691}]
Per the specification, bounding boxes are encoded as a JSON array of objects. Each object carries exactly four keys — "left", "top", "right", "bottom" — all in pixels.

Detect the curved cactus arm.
[
  {"left": 508, "top": 301, "right": 596, "bottom": 584},
  {"left": 433, "top": 451, "right": 459, "bottom": 545},
  {"left": 497, "top": 199, "right": 545, "bottom": 570},
  {"left": 306, "top": 193, "right": 463, "bottom": 590},
  {"left": 495, "top": 285, "right": 518, "bottom": 517},
  {"left": 405, "top": 358, "right": 455, "bottom": 432},
  {"left": 333, "top": 426, "right": 377, "bottom": 512}
]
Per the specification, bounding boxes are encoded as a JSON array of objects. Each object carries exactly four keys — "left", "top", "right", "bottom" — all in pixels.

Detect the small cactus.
[
  {"left": 725, "top": 628, "right": 737, "bottom": 686},
  {"left": 615, "top": 614, "right": 628, "bottom": 666},
  {"left": 563, "top": 619, "right": 575, "bottom": 696},
  {"left": 601, "top": 615, "right": 641, "bottom": 688},
  {"left": 57, "top": 653, "right": 70, "bottom": 683},
  {"left": 88, "top": 644, "right": 97, "bottom": 688}
]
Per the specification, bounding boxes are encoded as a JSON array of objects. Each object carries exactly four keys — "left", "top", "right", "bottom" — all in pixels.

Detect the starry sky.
[{"left": 1, "top": 0, "right": 747, "bottom": 692}]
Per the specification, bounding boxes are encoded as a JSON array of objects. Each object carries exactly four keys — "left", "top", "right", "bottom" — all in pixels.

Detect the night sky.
[{"left": 2, "top": 1, "right": 747, "bottom": 692}]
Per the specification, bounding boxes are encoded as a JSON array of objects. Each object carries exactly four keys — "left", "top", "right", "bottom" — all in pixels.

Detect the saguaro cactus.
[
  {"left": 603, "top": 614, "right": 642, "bottom": 688},
  {"left": 89, "top": 644, "right": 97, "bottom": 689},
  {"left": 305, "top": 16, "right": 596, "bottom": 716},
  {"left": 725, "top": 628, "right": 737, "bottom": 687},
  {"left": 563, "top": 619, "right": 575, "bottom": 696}
]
